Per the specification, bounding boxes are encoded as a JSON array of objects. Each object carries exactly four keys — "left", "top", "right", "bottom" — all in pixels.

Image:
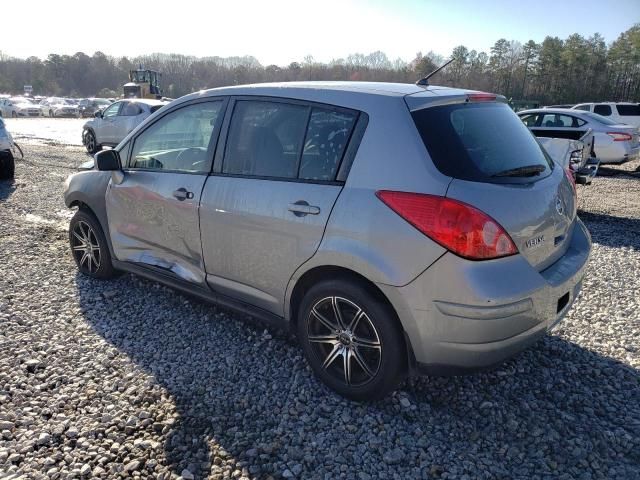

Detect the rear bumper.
[
  {"left": 597, "top": 143, "right": 640, "bottom": 164},
  {"left": 378, "top": 218, "right": 591, "bottom": 373},
  {"left": 575, "top": 157, "right": 599, "bottom": 185}
]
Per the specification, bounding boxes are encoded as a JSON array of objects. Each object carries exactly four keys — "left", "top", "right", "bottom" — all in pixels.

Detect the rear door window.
[
  {"left": 616, "top": 104, "right": 640, "bottom": 116},
  {"left": 594, "top": 104, "right": 612, "bottom": 116},
  {"left": 299, "top": 109, "right": 357, "bottom": 181},
  {"left": 540, "top": 113, "right": 575, "bottom": 127},
  {"left": 412, "top": 102, "right": 552, "bottom": 183}
]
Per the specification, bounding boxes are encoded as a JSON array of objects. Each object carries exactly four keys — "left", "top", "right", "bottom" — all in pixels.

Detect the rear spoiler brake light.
[{"left": 467, "top": 93, "right": 497, "bottom": 102}]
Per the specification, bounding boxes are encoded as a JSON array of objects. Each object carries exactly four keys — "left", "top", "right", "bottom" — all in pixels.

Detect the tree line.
[{"left": 0, "top": 24, "right": 638, "bottom": 104}]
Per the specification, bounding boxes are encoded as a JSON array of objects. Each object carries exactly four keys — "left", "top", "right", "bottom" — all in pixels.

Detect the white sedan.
[
  {"left": 0, "top": 97, "right": 43, "bottom": 117},
  {"left": 518, "top": 108, "right": 640, "bottom": 164},
  {"left": 39, "top": 97, "right": 80, "bottom": 117},
  {"left": 82, "top": 99, "right": 167, "bottom": 153}
]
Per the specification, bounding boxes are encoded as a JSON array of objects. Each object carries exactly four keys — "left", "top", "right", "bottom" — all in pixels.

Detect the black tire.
[
  {"left": 84, "top": 129, "right": 100, "bottom": 154},
  {"left": 69, "top": 209, "right": 118, "bottom": 279},
  {"left": 0, "top": 151, "right": 15, "bottom": 180},
  {"left": 11, "top": 111, "right": 17, "bottom": 118},
  {"left": 49, "top": 109, "right": 54, "bottom": 117},
  {"left": 297, "top": 278, "right": 406, "bottom": 401}
]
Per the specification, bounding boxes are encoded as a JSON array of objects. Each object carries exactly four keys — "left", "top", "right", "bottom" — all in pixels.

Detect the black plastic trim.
[{"left": 112, "top": 259, "right": 290, "bottom": 332}]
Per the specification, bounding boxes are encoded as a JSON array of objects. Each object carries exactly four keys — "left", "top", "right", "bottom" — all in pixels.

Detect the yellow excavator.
[{"left": 123, "top": 67, "right": 162, "bottom": 99}]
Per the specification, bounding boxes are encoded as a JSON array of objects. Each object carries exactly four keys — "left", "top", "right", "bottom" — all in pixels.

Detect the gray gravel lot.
[{"left": 1, "top": 142, "right": 639, "bottom": 480}]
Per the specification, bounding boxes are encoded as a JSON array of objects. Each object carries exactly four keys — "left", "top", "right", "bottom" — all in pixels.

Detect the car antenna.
[{"left": 415, "top": 58, "right": 455, "bottom": 86}]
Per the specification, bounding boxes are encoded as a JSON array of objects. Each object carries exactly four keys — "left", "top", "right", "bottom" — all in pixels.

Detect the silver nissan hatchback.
[{"left": 64, "top": 82, "right": 591, "bottom": 400}]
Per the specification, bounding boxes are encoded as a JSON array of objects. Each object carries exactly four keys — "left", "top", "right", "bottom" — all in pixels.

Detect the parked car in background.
[
  {"left": 78, "top": 98, "right": 112, "bottom": 118},
  {"left": 0, "top": 117, "right": 15, "bottom": 179},
  {"left": 39, "top": 97, "right": 80, "bottom": 117},
  {"left": 82, "top": 98, "right": 167, "bottom": 153},
  {"left": 572, "top": 102, "right": 640, "bottom": 128},
  {"left": 0, "top": 97, "right": 42, "bottom": 117},
  {"left": 65, "top": 82, "right": 591, "bottom": 399},
  {"left": 536, "top": 131, "right": 599, "bottom": 185},
  {"left": 518, "top": 108, "right": 640, "bottom": 163}
]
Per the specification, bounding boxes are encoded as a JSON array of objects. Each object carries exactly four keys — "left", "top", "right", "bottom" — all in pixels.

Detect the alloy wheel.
[
  {"left": 85, "top": 132, "right": 95, "bottom": 152},
  {"left": 71, "top": 220, "right": 101, "bottom": 273},
  {"left": 307, "top": 296, "right": 382, "bottom": 387}
]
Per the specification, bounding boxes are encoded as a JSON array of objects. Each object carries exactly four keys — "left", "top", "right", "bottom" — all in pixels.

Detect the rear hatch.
[{"left": 408, "top": 95, "right": 576, "bottom": 271}]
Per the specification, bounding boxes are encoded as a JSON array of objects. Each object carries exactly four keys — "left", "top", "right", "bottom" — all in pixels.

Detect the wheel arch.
[{"left": 287, "top": 264, "right": 416, "bottom": 370}]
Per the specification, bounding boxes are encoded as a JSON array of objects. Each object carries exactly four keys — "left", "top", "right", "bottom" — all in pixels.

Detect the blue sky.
[{"left": 3, "top": 0, "right": 638, "bottom": 65}]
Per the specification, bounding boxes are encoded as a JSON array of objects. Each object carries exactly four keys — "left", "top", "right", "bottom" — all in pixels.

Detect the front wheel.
[
  {"left": 297, "top": 279, "right": 406, "bottom": 401},
  {"left": 11, "top": 111, "right": 17, "bottom": 118},
  {"left": 69, "top": 209, "right": 118, "bottom": 279},
  {"left": 84, "top": 130, "right": 99, "bottom": 154}
]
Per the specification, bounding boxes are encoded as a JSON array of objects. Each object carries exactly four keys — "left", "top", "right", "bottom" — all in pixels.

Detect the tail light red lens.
[
  {"left": 376, "top": 191, "right": 518, "bottom": 260},
  {"left": 606, "top": 132, "right": 632, "bottom": 142},
  {"left": 565, "top": 167, "right": 576, "bottom": 197}
]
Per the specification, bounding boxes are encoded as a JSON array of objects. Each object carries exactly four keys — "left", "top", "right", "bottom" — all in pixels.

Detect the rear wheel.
[
  {"left": 69, "top": 209, "right": 117, "bottom": 279},
  {"left": 11, "top": 111, "right": 17, "bottom": 118},
  {"left": 297, "top": 279, "right": 406, "bottom": 401}
]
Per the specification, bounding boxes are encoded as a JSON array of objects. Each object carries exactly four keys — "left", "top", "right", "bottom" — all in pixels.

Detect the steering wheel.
[{"left": 176, "top": 147, "right": 207, "bottom": 169}]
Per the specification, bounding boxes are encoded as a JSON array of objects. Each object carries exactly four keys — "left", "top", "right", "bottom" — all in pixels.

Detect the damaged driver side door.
[{"left": 105, "top": 98, "right": 226, "bottom": 284}]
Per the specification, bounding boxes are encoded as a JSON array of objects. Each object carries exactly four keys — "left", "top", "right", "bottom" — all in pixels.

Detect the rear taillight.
[
  {"left": 565, "top": 167, "right": 577, "bottom": 197},
  {"left": 607, "top": 132, "right": 632, "bottom": 142},
  {"left": 569, "top": 149, "right": 582, "bottom": 170},
  {"left": 376, "top": 191, "right": 518, "bottom": 260}
]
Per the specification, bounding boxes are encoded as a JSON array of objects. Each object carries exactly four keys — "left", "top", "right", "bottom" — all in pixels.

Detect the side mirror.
[
  {"left": 95, "top": 149, "right": 121, "bottom": 171},
  {"left": 94, "top": 110, "right": 103, "bottom": 118}
]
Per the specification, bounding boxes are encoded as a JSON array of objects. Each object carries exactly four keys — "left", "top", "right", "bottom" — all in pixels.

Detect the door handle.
[
  {"left": 173, "top": 188, "right": 194, "bottom": 201},
  {"left": 288, "top": 200, "right": 320, "bottom": 217}
]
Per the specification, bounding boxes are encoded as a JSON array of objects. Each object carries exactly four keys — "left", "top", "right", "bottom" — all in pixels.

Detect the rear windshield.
[
  {"left": 616, "top": 104, "right": 640, "bottom": 116},
  {"left": 583, "top": 112, "right": 619, "bottom": 125},
  {"left": 411, "top": 102, "right": 553, "bottom": 183}
]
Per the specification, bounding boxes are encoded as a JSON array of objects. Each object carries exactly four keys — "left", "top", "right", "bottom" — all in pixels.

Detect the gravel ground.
[{"left": 1, "top": 142, "right": 639, "bottom": 480}]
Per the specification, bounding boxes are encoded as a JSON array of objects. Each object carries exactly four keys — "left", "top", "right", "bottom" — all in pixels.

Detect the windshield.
[
  {"left": 412, "top": 102, "right": 553, "bottom": 183},
  {"left": 583, "top": 112, "right": 620, "bottom": 125}
]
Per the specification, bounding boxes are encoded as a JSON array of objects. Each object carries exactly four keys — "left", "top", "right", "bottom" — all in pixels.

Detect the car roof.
[
  {"left": 198, "top": 81, "right": 427, "bottom": 97},
  {"left": 171, "top": 81, "right": 485, "bottom": 113},
  {"left": 574, "top": 101, "right": 639, "bottom": 105},
  {"left": 119, "top": 98, "right": 167, "bottom": 106}
]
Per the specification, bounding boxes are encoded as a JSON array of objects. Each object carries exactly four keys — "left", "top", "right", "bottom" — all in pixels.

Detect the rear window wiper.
[{"left": 492, "top": 164, "right": 546, "bottom": 178}]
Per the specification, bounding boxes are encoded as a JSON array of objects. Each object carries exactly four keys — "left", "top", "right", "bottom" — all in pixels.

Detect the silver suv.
[
  {"left": 64, "top": 82, "right": 591, "bottom": 400},
  {"left": 82, "top": 99, "right": 167, "bottom": 153}
]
